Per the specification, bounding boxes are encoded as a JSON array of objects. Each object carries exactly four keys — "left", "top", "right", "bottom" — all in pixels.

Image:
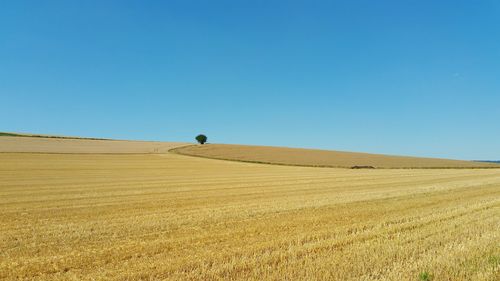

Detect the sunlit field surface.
[
  {"left": 1, "top": 153, "right": 499, "bottom": 280},
  {"left": 173, "top": 144, "right": 500, "bottom": 168}
]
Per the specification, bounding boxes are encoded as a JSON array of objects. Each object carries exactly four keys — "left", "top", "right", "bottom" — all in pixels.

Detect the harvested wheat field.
[
  {"left": 173, "top": 144, "right": 500, "bottom": 169},
  {"left": 0, "top": 136, "right": 188, "bottom": 154},
  {"left": 1, "top": 150, "right": 499, "bottom": 280}
]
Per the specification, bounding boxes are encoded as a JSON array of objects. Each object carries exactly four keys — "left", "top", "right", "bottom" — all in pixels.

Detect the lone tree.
[{"left": 195, "top": 134, "right": 207, "bottom": 144}]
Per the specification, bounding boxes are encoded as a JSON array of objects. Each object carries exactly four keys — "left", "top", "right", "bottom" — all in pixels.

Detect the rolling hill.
[
  {"left": 2, "top": 133, "right": 500, "bottom": 280},
  {"left": 2, "top": 132, "right": 498, "bottom": 168},
  {"left": 172, "top": 144, "right": 500, "bottom": 169},
  {"left": 0, "top": 134, "right": 187, "bottom": 154}
]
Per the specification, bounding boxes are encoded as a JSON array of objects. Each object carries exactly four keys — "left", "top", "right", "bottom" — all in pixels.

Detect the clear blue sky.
[{"left": 1, "top": 1, "right": 499, "bottom": 160}]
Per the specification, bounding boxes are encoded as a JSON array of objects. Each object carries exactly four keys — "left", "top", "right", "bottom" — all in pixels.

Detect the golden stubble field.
[
  {"left": 173, "top": 144, "right": 500, "bottom": 169},
  {"left": 1, "top": 152, "right": 499, "bottom": 280},
  {"left": 0, "top": 136, "right": 188, "bottom": 154}
]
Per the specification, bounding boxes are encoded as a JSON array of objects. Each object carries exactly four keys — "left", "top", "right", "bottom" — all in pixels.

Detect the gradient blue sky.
[{"left": 1, "top": 1, "right": 499, "bottom": 160}]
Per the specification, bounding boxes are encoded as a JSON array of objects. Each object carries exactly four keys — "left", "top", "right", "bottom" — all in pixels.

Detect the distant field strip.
[
  {"left": 0, "top": 136, "right": 188, "bottom": 153},
  {"left": 173, "top": 144, "right": 500, "bottom": 168},
  {"left": 1, "top": 153, "right": 499, "bottom": 280}
]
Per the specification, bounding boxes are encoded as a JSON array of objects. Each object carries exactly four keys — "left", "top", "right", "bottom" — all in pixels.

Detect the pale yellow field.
[
  {"left": 0, "top": 136, "right": 188, "bottom": 154},
  {"left": 1, "top": 152, "right": 499, "bottom": 280},
  {"left": 173, "top": 144, "right": 500, "bottom": 168}
]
